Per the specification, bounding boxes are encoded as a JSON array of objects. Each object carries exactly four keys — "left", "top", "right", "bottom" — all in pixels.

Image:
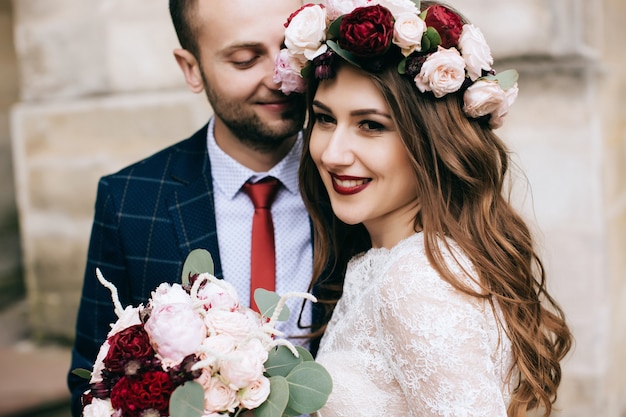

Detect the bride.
[{"left": 276, "top": 1, "right": 573, "bottom": 416}]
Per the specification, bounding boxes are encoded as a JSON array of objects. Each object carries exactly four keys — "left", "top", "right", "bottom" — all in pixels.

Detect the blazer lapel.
[{"left": 166, "top": 124, "right": 224, "bottom": 279}]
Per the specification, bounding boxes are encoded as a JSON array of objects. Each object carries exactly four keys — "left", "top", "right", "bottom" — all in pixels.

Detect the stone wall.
[{"left": 5, "top": 0, "right": 626, "bottom": 415}]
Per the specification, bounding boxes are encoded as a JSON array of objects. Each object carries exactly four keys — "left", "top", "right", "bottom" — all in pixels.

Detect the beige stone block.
[
  {"left": 106, "top": 17, "right": 184, "bottom": 92},
  {"left": 13, "top": 14, "right": 107, "bottom": 100},
  {"left": 25, "top": 230, "right": 87, "bottom": 341}
]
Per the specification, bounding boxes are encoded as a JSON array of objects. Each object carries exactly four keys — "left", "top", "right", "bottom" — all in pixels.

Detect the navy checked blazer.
[{"left": 67, "top": 123, "right": 336, "bottom": 416}]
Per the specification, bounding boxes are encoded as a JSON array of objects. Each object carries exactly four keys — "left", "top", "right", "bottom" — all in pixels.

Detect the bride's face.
[{"left": 309, "top": 64, "right": 420, "bottom": 249}]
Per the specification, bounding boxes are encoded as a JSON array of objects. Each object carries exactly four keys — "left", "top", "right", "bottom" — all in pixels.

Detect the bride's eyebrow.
[{"left": 312, "top": 101, "right": 391, "bottom": 119}]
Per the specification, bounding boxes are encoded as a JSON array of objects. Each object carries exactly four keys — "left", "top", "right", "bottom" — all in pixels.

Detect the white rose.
[
  {"left": 219, "top": 348, "right": 265, "bottom": 389},
  {"left": 285, "top": 4, "right": 328, "bottom": 61},
  {"left": 149, "top": 282, "right": 192, "bottom": 309},
  {"left": 198, "top": 333, "right": 238, "bottom": 370},
  {"left": 107, "top": 305, "right": 142, "bottom": 337},
  {"left": 144, "top": 302, "right": 206, "bottom": 366},
  {"left": 238, "top": 376, "right": 271, "bottom": 409},
  {"left": 463, "top": 79, "right": 518, "bottom": 129},
  {"left": 414, "top": 46, "right": 467, "bottom": 98},
  {"left": 459, "top": 24, "right": 493, "bottom": 81},
  {"left": 205, "top": 309, "right": 257, "bottom": 338},
  {"left": 374, "top": 0, "right": 419, "bottom": 16},
  {"left": 393, "top": 13, "right": 427, "bottom": 56},
  {"left": 325, "top": 0, "right": 372, "bottom": 20},
  {"left": 82, "top": 398, "right": 114, "bottom": 417},
  {"left": 201, "top": 375, "right": 240, "bottom": 413},
  {"left": 197, "top": 280, "right": 240, "bottom": 312}
]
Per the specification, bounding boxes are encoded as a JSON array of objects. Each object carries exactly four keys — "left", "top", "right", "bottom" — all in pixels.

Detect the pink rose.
[
  {"left": 197, "top": 280, "right": 240, "bottom": 311},
  {"left": 273, "top": 49, "right": 307, "bottom": 95},
  {"left": 144, "top": 303, "right": 206, "bottom": 366},
  {"left": 238, "top": 376, "right": 271, "bottom": 409},
  {"left": 459, "top": 24, "right": 493, "bottom": 81},
  {"left": 204, "top": 309, "right": 257, "bottom": 338},
  {"left": 201, "top": 374, "right": 240, "bottom": 413},
  {"left": 339, "top": 5, "right": 395, "bottom": 57},
  {"left": 463, "top": 80, "right": 518, "bottom": 129},
  {"left": 219, "top": 342, "right": 266, "bottom": 389},
  {"left": 413, "top": 46, "right": 466, "bottom": 97},
  {"left": 198, "top": 333, "right": 238, "bottom": 370},
  {"left": 393, "top": 13, "right": 427, "bottom": 56}
]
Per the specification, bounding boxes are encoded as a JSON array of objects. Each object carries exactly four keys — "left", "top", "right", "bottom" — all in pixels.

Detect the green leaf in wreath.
[
  {"left": 264, "top": 345, "right": 303, "bottom": 377},
  {"left": 326, "top": 40, "right": 362, "bottom": 68},
  {"left": 71, "top": 368, "right": 92, "bottom": 380},
  {"left": 181, "top": 249, "right": 215, "bottom": 285},
  {"left": 284, "top": 361, "right": 333, "bottom": 414},
  {"left": 169, "top": 381, "right": 205, "bottom": 417},
  {"left": 254, "top": 288, "right": 290, "bottom": 321},
  {"left": 254, "top": 376, "right": 290, "bottom": 417},
  {"left": 483, "top": 69, "right": 519, "bottom": 90}
]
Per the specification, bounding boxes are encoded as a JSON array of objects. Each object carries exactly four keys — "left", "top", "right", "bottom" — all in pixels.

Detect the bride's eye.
[
  {"left": 359, "top": 120, "right": 386, "bottom": 132},
  {"left": 313, "top": 112, "right": 336, "bottom": 126}
]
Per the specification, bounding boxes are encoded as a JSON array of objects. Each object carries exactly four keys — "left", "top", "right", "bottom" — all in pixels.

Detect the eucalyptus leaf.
[
  {"left": 254, "top": 376, "right": 290, "bottom": 417},
  {"left": 169, "top": 381, "right": 205, "bottom": 417},
  {"left": 285, "top": 362, "right": 333, "bottom": 414},
  {"left": 294, "top": 346, "right": 314, "bottom": 362},
  {"left": 326, "top": 40, "right": 362, "bottom": 68},
  {"left": 254, "top": 288, "right": 290, "bottom": 321},
  {"left": 327, "top": 15, "right": 343, "bottom": 39},
  {"left": 264, "top": 345, "right": 303, "bottom": 377},
  {"left": 71, "top": 368, "right": 92, "bottom": 380},
  {"left": 181, "top": 249, "right": 215, "bottom": 285},
  {"left": 492, "top": 69, "right": 519, "bottom": 90}
]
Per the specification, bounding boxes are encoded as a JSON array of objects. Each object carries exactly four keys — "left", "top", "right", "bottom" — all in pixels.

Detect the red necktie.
[{"left": 242, "top": 177, "right": 281, "bottom": 312}]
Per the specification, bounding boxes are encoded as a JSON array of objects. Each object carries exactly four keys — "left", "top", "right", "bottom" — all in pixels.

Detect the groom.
[{"left": 66, "top": 0, "right": 337, "bottom": 415}]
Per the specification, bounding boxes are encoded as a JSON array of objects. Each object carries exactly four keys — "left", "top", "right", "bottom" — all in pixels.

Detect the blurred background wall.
[{"left": 0, "top": 0, "right": 624, "bottom": 416}]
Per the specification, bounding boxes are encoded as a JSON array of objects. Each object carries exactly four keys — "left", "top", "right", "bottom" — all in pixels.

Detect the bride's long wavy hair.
[{"left": 299, "top": 58, "right": 572, "bottom": 417}]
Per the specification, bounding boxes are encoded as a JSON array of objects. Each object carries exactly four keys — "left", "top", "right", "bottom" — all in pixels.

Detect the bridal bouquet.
[{"left": 73, "top": 249, "right": 332, "bottom": 417}]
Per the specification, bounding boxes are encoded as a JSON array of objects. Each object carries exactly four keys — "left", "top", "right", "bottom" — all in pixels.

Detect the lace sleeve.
[{"left": 374, "top": 250, "right": 509, "bottom": 417}]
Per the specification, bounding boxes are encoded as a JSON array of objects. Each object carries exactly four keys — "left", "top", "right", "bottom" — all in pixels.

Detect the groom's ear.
[{"left": 173, "top": 48, "right": 204, "bottom": 94}]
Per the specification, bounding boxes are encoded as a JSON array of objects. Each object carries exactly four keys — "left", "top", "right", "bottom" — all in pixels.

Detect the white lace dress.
[{"left": 315, "top": 232, "right": 515, "bottom": 417}]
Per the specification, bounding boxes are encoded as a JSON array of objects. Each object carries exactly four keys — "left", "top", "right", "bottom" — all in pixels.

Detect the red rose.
[
  {"left": 423, "top": 5, "right": 463, "bottom": 49},
  {"left": 110, "top": 371, "right": 174, "bottom": 417},
  {"left": 105, "top": 324, "right": 155, "bottom": 374},
  {"left": 339, "top": 5, "right": 395, "bottom": 57}
]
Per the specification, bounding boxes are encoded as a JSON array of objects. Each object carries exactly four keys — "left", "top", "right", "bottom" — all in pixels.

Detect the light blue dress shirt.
[{"left": 206, "top": 118, "right": 313, "bottom": 345}]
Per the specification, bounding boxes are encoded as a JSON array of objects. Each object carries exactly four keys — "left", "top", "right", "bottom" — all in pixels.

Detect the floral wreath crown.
[{"left": 274, "top": 0, "right": 519, "bottom": 129}]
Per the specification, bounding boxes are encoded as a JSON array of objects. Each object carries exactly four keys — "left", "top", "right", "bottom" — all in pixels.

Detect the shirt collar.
[{"left": 206, "top": 117, "right": 303, "bottom": 199}]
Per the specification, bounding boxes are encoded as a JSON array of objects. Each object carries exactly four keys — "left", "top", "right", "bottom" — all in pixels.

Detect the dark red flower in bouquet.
[
  {"left": 339, "top": 5, "right": 395, "bottom": 57},
  {"left": 110, "top": 371, "right": 174, "bottom": 417},
  {"left": 105, "top": 324, "right": 155, "bottom": 375},
  {"left": 423, "top": 5, "right": 463, "bottom": 48}
]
